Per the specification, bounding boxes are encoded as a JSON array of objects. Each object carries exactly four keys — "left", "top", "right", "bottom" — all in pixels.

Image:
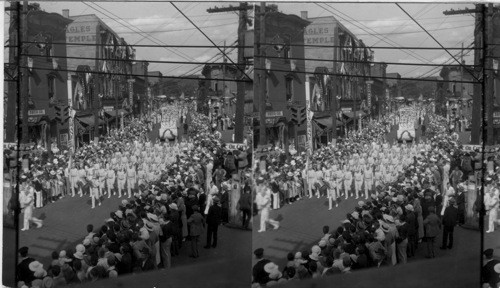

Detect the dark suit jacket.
[
  {"left": 442, "top": 206, "right": 459, "bottom": 227},
  {"left": 406, "top": 211, "right": 417, "bottom": 236},
  {"left": 17, "top": 257, "right": 35, "bottom": 284},
  {"left": 252, "top": 259, "right": 271, "bottom": 285},
  {"left": 456, "top": 193, "right": 466, "bottom": 211},
  {"left": 207, "top": 204, "right": 222, "bottom": 227},
  {"left": 187, "top": 211, "right": 205, "bottom": 236},
  {"left": 482, "top": 259, "right": 500, "bottom": 286}
]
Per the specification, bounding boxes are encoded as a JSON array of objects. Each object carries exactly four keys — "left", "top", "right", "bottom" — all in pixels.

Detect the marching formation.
[
  {"left": 252, "top": 104, "right": 500, "bottom": 287},
  {"left": 14, "top": 102, "right": 253, "bottom": 288}
]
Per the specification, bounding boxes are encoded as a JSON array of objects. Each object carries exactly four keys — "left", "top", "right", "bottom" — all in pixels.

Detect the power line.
[
  {"left": 16, "top": 65, "right": 252, "bottom": 82},
  {"left": 170, "top": 2, "right": 251, "bottom": 81},
  {"left": 12, "top": 41, "right": 476, "bottom": 50},
  {"left": 22, "top": 53, "right": 243, "bottom": 66},
  {"left": 395, "top": 3, "right": 479, "bottom": 82},
  {"left": 113, "top": 21, "right": 239, "bottom": 35},
  {"left": 83, "top": 2, "right": 192, "bottom": 62},
  {"left": 253, "top": 54, "right": 476, "bottom": 68},
  {"left": 318, "top": 3, "right": 432, "bottom": 65},
  {"left": 249, "top": 65, "right": 477, "bottom": 84},
  {"left": 12, "top": 42, "right": 252, "bottom": 48}
]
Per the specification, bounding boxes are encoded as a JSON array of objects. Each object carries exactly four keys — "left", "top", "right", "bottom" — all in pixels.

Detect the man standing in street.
[
  {"left": 205, "top": 196, "right": 222, "bottom": 249},
  {"left": 238, "top": 185, "right": 252, "bottom": 230},
  {"left": 440, "top": 198, "right": 458, "bottom": 250}
]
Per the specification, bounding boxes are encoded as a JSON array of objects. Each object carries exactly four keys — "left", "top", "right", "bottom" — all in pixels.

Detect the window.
[
  {"left": 48, "top": 75, "right": 56, "bottom": 104},
  {"left": 285, "top": 76, "right": 293, "bottom": 102}
]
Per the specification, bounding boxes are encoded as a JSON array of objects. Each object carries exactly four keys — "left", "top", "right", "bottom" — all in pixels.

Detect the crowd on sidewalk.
[
  {"left": 252, "top": 104, "right": 500, "bottom": 286},
  {"left": 15, "top": 103, "right": 253, "bottom": 288}
]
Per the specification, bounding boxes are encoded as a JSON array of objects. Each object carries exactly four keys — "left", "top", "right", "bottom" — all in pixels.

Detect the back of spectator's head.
[
  {"left": 97, "top": 247, "right": 106, "bottom": 258},
  {"left": 287, "top": 252, "right": 294, "bottom": 261},
  {"left": 336, "top": 226, "right": 344, "bottom": 236},
  {"left": 333, "top": 249, "right": 341, "bottom": 260},
  {"left": 19, "top": 246, "right": 29, "bottom": 257},
  {"left": 309, "top": 261, "right": 318, "bottom": 272},
  {"left": 90, "top": 254, "right": 98, "bottom": 266},
  {"left": 113, "top": 223, "right": 121, "bottom": 233},
  {"left": 51, "top": 265, "right": 61, "bottom": 277},
  {"left": 253, "top": 248, "right": 264, "bottom": 259},
  {"left": 285, "top": 266, "right": 296, "bottom": 279},
  {"left": 323, "top": 225, "right": 330, "bottom": 234},
  {"left": 100, "top": 225, "right": 108, "bottom": 234},
  {"left": 325, "top": 256, "right": 334, "bottom": 267},
  {"left": 87, "top": 224, "right": 94, "bottom": 233},
  {"left": 428, "top": 206, "right": 436, "bottom": 213},
  {"left": 107, "top": 257, "right": 116, "bottom": 267},
  {"left": 51, "top": 251, "right": 59, "bottom": 260},
  {"left": 483, "top": 249, "right": 494, "bottom": 259}
]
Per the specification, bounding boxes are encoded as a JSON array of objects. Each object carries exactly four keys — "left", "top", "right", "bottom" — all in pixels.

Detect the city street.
[
  {"left": 5, "top": 192, "right": 251, "bottom": 288},
  {"left": 253, "top": 195, "right": 481, "bottom": 288}
]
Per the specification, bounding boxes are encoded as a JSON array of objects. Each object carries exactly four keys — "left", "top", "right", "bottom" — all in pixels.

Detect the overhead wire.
[{"left": 395, "top": 3, "right": 479, "bottom": 82}]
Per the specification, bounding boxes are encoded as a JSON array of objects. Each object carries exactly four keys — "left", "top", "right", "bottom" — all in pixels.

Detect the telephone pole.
[
  {"left": 485, "top": 4, "right": 495, "bottom": 145},
  {"left": 19, "top": 1, "right": 29, "bottom": 144},
  {"left": 6, "top": 2, "right": 20, "bottom": 143},
  {"left": 257, "top": 2, "right": 267, "bottom": 145},
  {"left": 207, "top": 3, "right": 252, "bottom": 143},
  {"left": 444, "top": 5, "right": 483, "bottom": 144}
]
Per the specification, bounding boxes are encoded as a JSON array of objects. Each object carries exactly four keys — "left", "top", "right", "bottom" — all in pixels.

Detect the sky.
[{"left": 3, "top": 1, "right": 476, "bottom": 78}]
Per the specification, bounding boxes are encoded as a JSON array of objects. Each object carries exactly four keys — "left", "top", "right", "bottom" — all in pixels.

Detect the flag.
[
  {"left": 28, "top": 57, "right": 33, "bottom": 71},
  {"left": 52, "top": 58, "right": 59, "bottom": 70},
  {"left": 265, "top": 59, "right": 271, "bottom": 72}
]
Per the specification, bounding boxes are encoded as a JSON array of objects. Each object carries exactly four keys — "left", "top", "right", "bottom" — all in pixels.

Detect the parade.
[
  {"left": 252, "top": 103, "right": 500, "bottom": 286},
  {"left": 13, "top": 101, "right": 253, "bottom": 287}
]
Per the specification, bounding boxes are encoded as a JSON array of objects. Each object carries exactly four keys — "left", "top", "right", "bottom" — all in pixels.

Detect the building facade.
[
  {"left": 300, "top": 11, "right": 373, "bottom": 146},
  {"left": 254, "top": 10, "right": 310, "bottom": 151},
  {"left": 5, "top": 7, "right": 73, "bottom": 148},
  {"left": 65, "top": 10, "right": 135, "bottom": 146}
]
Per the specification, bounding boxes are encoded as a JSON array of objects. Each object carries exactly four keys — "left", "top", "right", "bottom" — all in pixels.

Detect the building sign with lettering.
[
  {"left": 304, "top": 18, "right": 337, "bottom": 71},
  {"left": 66, "top": 20, "right": 98, "bottom": 70},
  {"left": 66, "top": 22, "right": 98, "bottom": 44},
  {"left": 28, "top": 109, "right": 45, "bottom": 116}
]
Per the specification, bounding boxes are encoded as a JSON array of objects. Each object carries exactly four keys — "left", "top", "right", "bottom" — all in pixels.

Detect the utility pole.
[
  {"left": 444, "top": 5, "right": 483, "bottom": 144},
  {"left": 258, "top": 2, "right": 267, "bottom": 145},
  {"left": 6, "top": 2, "right": 20, "bottom": 143},
  {"left": 20, "top": 1, "right": 29, "bottom": 144},
  {"left": 485, "top": 4, "right": 495, "bottom": 145},
  {"left": 207, "top": 3, "right": 251, "bottom": 143}
]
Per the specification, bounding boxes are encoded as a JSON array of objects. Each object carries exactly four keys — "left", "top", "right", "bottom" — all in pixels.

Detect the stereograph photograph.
[{"left": 1, "top": 1, "right": 499, "bottom": 288}]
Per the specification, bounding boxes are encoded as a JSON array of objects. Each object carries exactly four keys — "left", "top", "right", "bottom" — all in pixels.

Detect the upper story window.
[{"left": 285, "top": 76, "right": 293, "bottom": 103}]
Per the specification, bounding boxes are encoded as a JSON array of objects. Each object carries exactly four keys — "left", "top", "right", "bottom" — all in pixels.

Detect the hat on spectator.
[
  {"left": 83, "top": 238, "right": 91, "bottom": 246},
  {"left": 484, "top": 249, "right": 494, "bottom": 257},
  {"left": 73, "top": 251, "right": 84, "bottom": 260},
  {"left": 405, "top": 204, "right": 414, "bottom": 212},
  {"left": 318, "top": 240, "right": 327, "bottom": 248},
  {"left": 75, "top": 244, "right": 85, "bottom": 254},
  {"left": 383, "top": 214, "right": 394, "bottom": 223},
  {"left": 264, "top": 262, "right": 279, "bottom": 273},
  {"left": 42, "top": 276, "right": 54, "bottom": 288},
  {"left": 29, "top": 261, "right": 43, "bottom": 272}
]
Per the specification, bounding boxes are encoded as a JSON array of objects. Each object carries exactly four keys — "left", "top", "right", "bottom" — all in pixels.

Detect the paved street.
[
  {"left": 3, "top": 192, "right": 251, "bottom": 287},
  {"left": 253, "top": 195, "right": 481, "bottom": 288}
]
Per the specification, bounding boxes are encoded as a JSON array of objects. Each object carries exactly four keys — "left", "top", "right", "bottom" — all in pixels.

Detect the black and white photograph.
[
  {"left": 1, "top": 1, "right": 500, "bottom": 288},
  {"left": 2, "top": 1, "right": 253, "bottom": 287},
  {"left": 251, "top": 2, "right": 499, "bottom": 288}
]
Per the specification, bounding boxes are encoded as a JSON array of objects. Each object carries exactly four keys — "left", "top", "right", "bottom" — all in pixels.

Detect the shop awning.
[
  {"left": 313, "top": 117, "right": 342, "bottom": 129},
  {"left": 76, "top": 115, "right": 103, "bottom": 127}
]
